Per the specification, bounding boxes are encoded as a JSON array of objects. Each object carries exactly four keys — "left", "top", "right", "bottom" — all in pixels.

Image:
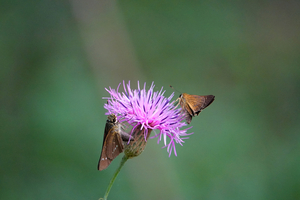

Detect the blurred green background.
[{"left": 1, "top": 0, "right": 300, "bottom": 199}]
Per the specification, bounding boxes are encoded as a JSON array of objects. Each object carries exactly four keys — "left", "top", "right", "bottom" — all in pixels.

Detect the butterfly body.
[{"left": 179, "top": 93, "right": 215, "bottom": 124}]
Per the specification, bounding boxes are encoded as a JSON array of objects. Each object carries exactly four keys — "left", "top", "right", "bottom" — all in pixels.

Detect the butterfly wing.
[
  {"left": 98, "top": 123, "right": 124, "bottom": 171},
  {"left": 106, "top": 126, "right": 124, "bottom": 160},
  {"left": 179, "top": 93, "right": 215, "bottom": 124},
  {"left": 184, "top": 94, "right": 215, "bottom": 116},
  {"left": 98, "top": 136, "right": 111, "bottom": 171}
]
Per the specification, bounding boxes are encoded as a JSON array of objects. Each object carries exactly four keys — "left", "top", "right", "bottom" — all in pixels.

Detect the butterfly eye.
[{"left": 179, "top": 94, "right": 182, "bottom": 98}]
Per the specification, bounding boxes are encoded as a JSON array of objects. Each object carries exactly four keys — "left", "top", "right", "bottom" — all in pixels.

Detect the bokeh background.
[{"left": 1, "top": 0, "right": 300, "bottom": 199}]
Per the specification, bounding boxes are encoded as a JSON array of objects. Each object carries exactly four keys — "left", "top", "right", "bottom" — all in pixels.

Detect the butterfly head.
[{"left": 107, "top": 114, "right": 117, "bottom": 124}]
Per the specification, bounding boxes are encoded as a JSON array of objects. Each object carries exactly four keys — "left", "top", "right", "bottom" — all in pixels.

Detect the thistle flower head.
[{"left": 103, "top": 81, "right": 193, "bottom": 156}]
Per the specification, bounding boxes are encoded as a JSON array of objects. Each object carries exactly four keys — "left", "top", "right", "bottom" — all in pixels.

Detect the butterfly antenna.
[{"left": 169, "top": 85, "right": 181, "bottom": 105}]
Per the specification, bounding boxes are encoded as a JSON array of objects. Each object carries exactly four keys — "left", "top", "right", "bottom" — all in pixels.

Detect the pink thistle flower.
[{"left": 103, "top": 81, "right": 193, "bottom": 156}]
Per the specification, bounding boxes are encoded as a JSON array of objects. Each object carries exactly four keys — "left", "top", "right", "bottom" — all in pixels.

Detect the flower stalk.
[{"left": 103, "top": 155, "right": 128, "bottom": 200}]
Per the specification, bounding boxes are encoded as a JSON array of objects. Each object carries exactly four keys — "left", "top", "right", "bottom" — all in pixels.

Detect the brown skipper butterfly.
[
  {"left": 98, "top": 114, "right": 132, "bottom": 171},
  {"left": 170, "top": 86, "right": 215, "bottom": 124}
]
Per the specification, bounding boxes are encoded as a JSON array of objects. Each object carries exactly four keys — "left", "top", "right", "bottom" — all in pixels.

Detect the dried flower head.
[{"left": 103, "top": 81, "right": 193, "bottom": 156}]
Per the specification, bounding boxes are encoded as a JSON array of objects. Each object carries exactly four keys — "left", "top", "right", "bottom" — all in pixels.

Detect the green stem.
[{"left": 103, "top": 155, "right": 128, "bottom": 200}]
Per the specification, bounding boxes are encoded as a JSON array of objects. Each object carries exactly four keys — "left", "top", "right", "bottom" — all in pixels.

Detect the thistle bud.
[{"left": 124, "top": 125, "right": 152, "bottom": 158}]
